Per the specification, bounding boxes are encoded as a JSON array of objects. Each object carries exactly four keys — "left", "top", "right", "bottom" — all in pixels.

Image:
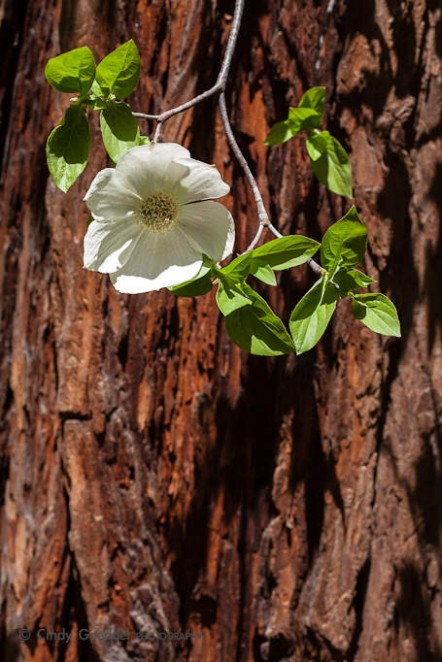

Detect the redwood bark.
[{"left": 1, "top": 1, "right": 441, "bottom": 661}]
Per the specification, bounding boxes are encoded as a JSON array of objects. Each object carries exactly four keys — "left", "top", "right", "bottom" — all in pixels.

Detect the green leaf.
[
  {"left": 345, "top": 269, "right": 375, "bottom": 288},
  {"left": 96, "top": 40, "right": 141, "bottom": 99},
  {"left": 306, "top": 130, "right": 352, "bottom": 198},
  {"left": 264, "top": 120, "right": 293, "bottom": 146},
  {"left": 224, "top": 285, "right": 294, "bottom": 356},
  {"left": 46, "top": 105, "right": 90, "bottom": 192},
  {"left": 288, "top": 106, "right": 322, "bottom": 134},
  {"left": 320, "top": 207, "right": 367, "bottom": 275},
  {"left": 289, "top": 278, "right": 339, "bottom": 354},
  {"left": 169, "top": 264, "right": 213, "bottom": 297},
  {"left": 100, "top": 102, "right": 141, "bottom": 162},
  {"left": 221, "top": 236, "right": 320, "bottom": 283},
  {"left": 298, "top": 86, "right": 326, "bottom": 115},
  {"left": 83, "top": 97, "right": 108, "bottom": 110},
  {"left": 253, "top": 265, "right": 277, "bottom": 286},
  {"left": 352, "top": 293, "right": 401, "bottom": 337},
  {"left": 265, "top": 87, "right": 326, "bottom": 146},
  {"left": 201, "top": 254, "right": 219, "bottom": 273},
  {"left": 45, "top": 47, "right": 96, "bottom": 96},
  {"left": 250, "top": 236, "right": 321, "bottom": 270},
  {"left": 334, "top": 268, "right": 375, "bottom": 295},
  {"left": 91, "top": 79, "right": 105, "bottom": 96},
  {"left": 137, "top": 135, "right": 151, "bottom": 145},
  {"left": 216, "top": 278, "right": 253, "bottom": 315},
  {"left": 218, "top": 253, "right": 252, "bottom": 282}
]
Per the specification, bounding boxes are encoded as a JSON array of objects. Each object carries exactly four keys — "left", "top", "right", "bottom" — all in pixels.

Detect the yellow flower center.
[{"left": 138, "top": 192, "right": 179, "bottom": 233}]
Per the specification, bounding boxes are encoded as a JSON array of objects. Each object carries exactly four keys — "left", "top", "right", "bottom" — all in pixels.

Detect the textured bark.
[{"left": 1, "top": 0, "right": 441, "bottom": 661}]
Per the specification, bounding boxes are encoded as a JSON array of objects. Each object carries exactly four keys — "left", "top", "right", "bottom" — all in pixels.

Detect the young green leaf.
[
  {"left": 334, "top": 268, "right": 375, "bottom": 296},
  {"left": 306, "top": 130, "right": 352, "bottom": 198},
  {"left": 221, "top": 236, "right": 321, "bottom": 283},
  {"left": 45, "top": 46, "right": 96, "bottom": 96},
  {"left": 224, "top": 285, "right": 294, "bottom": 356},
  {"left": 91, "top": 79, "right": 105, "bottom": 96},
  {"left": 351, "top": 293, "right": 401, "bottom": 337},
  {"left": 253, "top": 264, "right": 277, "bottom": 286},
  {"left": 298, "top": 86, "right": 326, "bottom": 115},
  {"left": 100, "top": 102, "right": 141, "bottom": 162},
  {"left": 344, "top": 269, "right": 375, "bottom": 288},
  {"left": 289, "top": 278, "right": 339, "bottom": 354},
  {"left": 264, "top": 120, "right": 293, "bottom": 146},
  {"left": 265, "top": 97, "right": 323, "bottom": 145},
  {"left": 96, "top": 40, "right": 141, "bottom": 99},
  {"left": 288, "top": 106, "right": 322, "bottom": 134},
  {"left": 83, "top": 98, "right": 108, "bottom": 110},
  {"left": 46, "top": 106, "right": 90, "bottom": 192},
  {"left": 320, "top": 207, "right": 367, "bottom": 275},
  {"left": 250, "top": 235, "right": 321, "bottom": 270},
  {"left": 169, "top": 269, "right": 214, "bottom": 297},
  {"left": 216, "top": 278, "right": 253, "bottom": 315},
  {"left": 218, "top": 253, "right": 252, "bottom": 282}
]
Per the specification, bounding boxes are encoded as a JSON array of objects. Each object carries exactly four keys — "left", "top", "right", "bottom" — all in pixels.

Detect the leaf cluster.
[
  {"left": 265, "top": 87, "right": 352, "bottom": 198},
  {"left": 44, "top": 51, "right": 401, "bottom": 357},
  {"left": 171, "top": 207, "right": 400, "bottom": 355},
  {"left": 45, "top": 41, "right": 147, "bottom": 191}
]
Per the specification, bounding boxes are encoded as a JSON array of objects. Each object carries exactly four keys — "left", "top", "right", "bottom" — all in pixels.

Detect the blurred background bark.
[{"left": 1, "top": 0, "right": 441, "bottom": 660}]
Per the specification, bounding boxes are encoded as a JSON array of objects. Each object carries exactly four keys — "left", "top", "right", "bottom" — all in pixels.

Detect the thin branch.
[
  {"left": 140, "top": 0, "right": 276, "bottom": 253},
  {"left": 152, "top": 0, "right": 245, "bottom": 140},
  {"left": 240, "top": 223, "right": 282, "bottom": 254},
  {"left": 268, "top": 224, "right": 283, "bottom": 239},
  {"left": 219, "top": 92, "right": 287, "bottom": 254},
  {"left": 307, "top": 258, "right": 324, "bottom": 277},
  {"left": 311, "top": 0, "right": 337, "bottom": 278},
  {"left": 240, "top": 224, "right": 264, "bottom": 254},
  {"left": 132, "top": 111, "right": 159, "bottom": 120},
  {"left": 215, "top": 0, "right": 245, "bottom": 89},
  {"left": 134, "top": 0, "right": 324, "bottom": 278},
  {"left": 219, "top": 92, "right": 270, "bottom": 228}
]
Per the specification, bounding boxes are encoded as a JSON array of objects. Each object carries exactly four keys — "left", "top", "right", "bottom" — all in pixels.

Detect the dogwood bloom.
[{"left": 83, "top": 143, "right": 235, "bottom": 293}]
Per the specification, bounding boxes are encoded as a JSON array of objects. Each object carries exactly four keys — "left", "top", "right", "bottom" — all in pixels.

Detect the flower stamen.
[{"left": 138, "top": 192, "right": 179, "bottom": 233}]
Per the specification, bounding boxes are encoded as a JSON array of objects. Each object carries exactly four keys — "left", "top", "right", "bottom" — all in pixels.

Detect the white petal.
[
  {"left": 84, "top": 168, "right": 141, "bottom": 221},
  {"left": 178, "top": 201, "right": 235, "bottom": 261},
  {"left": 173, "top": 158, "right": 230, "bottom": 204},
  {"left": 84, "top": 220, "right": 142, "bottom": 273},
  {"left": 117, "top": 143, "right": 191, "bottom": 199},
  {"left": 110, "top": 229, "right": 202, "bottom": 293}
]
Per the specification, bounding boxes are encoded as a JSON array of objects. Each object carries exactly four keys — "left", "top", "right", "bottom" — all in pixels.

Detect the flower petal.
[
  {"left": 110, "top": 229, "right": 202, "bottom": 293},
  {"left": 84, "top": 220, "right": 142, "bottom": 273},
  {"left": 84, "top": 168, "right": 141, "bottom": 221},
  {"left": 173, "top": 158, "right": 230, "bottom": 204},
  {"left": 117, "top": 143, "right": 191, "bottom": 199},
  {"left": 178, "top": 200, "right": 235, "bottom": 261}
]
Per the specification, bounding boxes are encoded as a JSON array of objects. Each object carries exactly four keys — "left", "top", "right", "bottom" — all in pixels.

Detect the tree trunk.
[{"left": 1, "top": 0, "right": 441, "bottom": 660}]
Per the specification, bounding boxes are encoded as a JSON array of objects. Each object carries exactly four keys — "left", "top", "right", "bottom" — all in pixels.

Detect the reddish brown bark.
[{"left": 1, "top": 1, "right": 441, "bottom": 661}]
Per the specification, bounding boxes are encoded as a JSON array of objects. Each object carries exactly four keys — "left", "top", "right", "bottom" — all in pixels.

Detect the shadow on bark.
[{"left": 168, "top": 355, "right": 281, "bottom": 628}]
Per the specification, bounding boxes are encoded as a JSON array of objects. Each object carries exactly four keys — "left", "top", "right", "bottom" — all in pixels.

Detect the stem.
[
  {"left": 216, "top": 0, "right": 245, "bottom": 89},
  {"left": 219, "top": 92, "right": 270, "bottom": 229},
  {"left": 240, "top": 224, "right": 264, "bottom": 254},
  {"left": 241, "top": 221, "right": 283, "bottom": 253},
  {"left": 132, "top": 112, "right": 159, "bottom": 120},
  {"left": 307, "top": 258, "right": 324, "bottom": 277},
  {"left": 134, "top": 0, "right": 326, "bottom": 279},
  {"left": 152, "top": 0, "right": 245, "bottom": 140},
  {"left": 142, "top": 0, "right": 278, "bottom": 252}
]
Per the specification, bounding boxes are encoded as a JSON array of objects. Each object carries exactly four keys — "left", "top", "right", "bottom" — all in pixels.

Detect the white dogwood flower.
[{"left": 83, "top": 143, "right": 235, "bottom": 293}]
